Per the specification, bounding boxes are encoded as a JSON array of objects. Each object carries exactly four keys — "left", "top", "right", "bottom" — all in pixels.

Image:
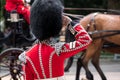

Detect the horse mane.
[
  {"left": 80, "top": 12, "right": 100, "bottom": 23},
  {"left": 82, "top": 12, "right": 120, "bottom": 23}
]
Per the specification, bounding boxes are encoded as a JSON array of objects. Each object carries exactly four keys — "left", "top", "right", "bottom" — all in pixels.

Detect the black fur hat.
[{"left": 30, "top": 0, "right": 64, "bottom": 41}]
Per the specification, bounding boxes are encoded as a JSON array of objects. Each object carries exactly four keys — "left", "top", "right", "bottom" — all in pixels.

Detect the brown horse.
[{"left": 65, "top": 12, "right": 120, "bottom": 80}]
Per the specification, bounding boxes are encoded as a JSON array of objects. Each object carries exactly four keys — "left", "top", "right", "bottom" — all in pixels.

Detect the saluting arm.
[
  {"left": 12, "top": 0, "right": 24, "bottom": 5},
  {"left": 60, "top": 21, "right": 92, "bottom": 58}
]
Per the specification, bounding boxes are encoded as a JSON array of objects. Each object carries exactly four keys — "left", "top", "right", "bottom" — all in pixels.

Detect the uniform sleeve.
[
  {"left": 23, "top": 60, "right": 34, "bottom": 80},
  {"left": 19, "top": 45, "right": 38, "bottom": 80},
  {"left": 12, "top": 0, "right": 24, "bottom": 5},
  {"left": 60, "top": 22, "right": 92, "bottom": 58},
  {"left": 19, "top": 52, "right": 34, "bottom": 80}
]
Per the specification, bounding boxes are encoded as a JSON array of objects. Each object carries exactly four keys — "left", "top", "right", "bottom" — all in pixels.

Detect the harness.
[
  {"left": 86, "top": 12, "right": 120, "bottom": 48},
  {"left": 86, "top": 12, "right": 120, "bottom": 39}
]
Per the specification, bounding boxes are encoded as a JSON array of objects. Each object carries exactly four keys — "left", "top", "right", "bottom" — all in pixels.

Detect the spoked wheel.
[{"left": 0, "top": 48, "right": 24, "bottom": 80}]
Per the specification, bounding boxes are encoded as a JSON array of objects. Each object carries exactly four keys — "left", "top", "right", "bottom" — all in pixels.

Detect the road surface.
[{"left": 0, "top": 59, "right": 120, "bottom": 80}]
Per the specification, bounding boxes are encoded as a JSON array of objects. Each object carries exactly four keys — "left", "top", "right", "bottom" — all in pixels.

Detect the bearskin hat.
[{"left": 30, "top": 0, "right": 63, "bottom": 41}]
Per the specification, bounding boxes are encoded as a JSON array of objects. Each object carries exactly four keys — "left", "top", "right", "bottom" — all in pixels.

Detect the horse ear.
[{"left": 30, "top": 0, "right": 63, "bottom": 41}]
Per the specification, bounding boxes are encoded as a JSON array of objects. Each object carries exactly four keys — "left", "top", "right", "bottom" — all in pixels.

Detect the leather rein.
[{"left": 86, "top": 13, "right": 120, "bottom": 39}]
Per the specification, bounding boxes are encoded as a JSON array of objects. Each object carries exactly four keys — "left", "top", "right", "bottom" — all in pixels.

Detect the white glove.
[
  {"left": 25, "top": 0, "right": 31, "bottom": 3},
  {"left": 62, "top": 15, "right": 72, "bottom": 29}
]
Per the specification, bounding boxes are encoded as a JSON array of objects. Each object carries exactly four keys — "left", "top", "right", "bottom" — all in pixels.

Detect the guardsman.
[
  {"left": 19, "top": 0, "right": 92, "bottom": 80},
  {"left": 5, "top": 0, "right": 30, "bottom": 24}
]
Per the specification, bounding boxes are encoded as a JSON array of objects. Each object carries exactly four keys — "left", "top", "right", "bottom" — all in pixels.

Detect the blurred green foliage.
[
  {"left": 108, "top": 0, "right": 120, "bottom": 10},
  {"left": 0, "top": 0, "right": 120, "bottom": 19},
  {"left": 64, "top": 0, "right": 108, "bottom": 14},
  {"left": 64, "top": 0, "right": 107, "bottom": 8},
  {"left": 0, "top": 0, "right": 5, "bottom": 20}
]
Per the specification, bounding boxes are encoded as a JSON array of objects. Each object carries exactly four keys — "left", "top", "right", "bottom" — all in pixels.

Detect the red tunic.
[
  {"left": 5, "top": 0, "right": 30, "bottom": 24},
  {"left": 19, "top": 24, "right": 92, "bottom": 80}
]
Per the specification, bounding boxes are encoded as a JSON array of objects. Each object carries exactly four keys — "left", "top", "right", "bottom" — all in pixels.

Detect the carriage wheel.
[{"left": 0, "top": 48, "right": 24, "bottom": 80}]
